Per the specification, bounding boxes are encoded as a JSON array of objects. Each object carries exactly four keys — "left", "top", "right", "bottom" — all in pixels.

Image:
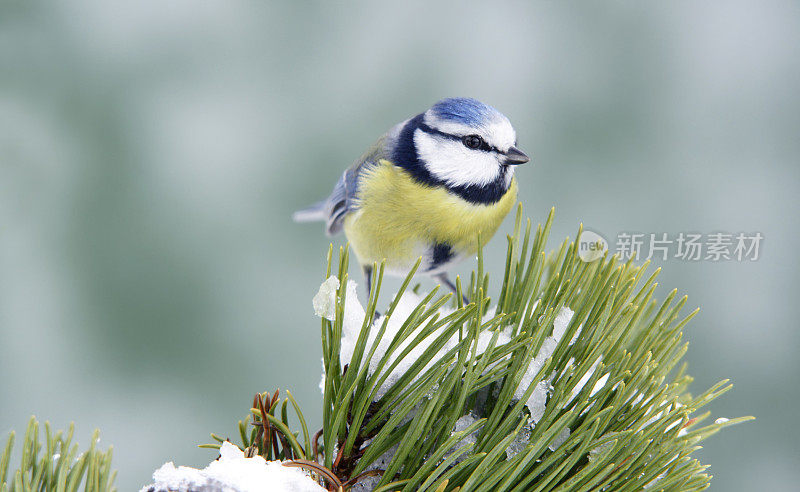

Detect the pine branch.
[
  {"left": 202, "top": 205, "right": 751, "bottom": 491},
  {"left": 311, "top": 205, "right": 752, "bottom": 491},
  {"left": 1, "top": 416, "right": 116, "bottom": 492}
]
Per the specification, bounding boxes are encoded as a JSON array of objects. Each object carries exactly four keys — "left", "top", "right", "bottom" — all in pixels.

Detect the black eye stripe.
[
  {"left": 476, "top": 137, "right": 494, "bottom": 152},
  {"left": 417, "top": 121, "right": 500, "bottom": 153},
  {"left": 417, "top": 121, "right": 460, "bottom": 141}
]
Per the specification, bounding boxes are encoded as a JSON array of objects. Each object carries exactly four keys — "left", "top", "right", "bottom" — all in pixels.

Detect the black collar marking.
[{"left": 391, "top": 114, "right": 511, "bottom": 205}]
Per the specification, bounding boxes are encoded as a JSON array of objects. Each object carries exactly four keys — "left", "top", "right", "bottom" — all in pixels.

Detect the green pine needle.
[{"left": 1, "top": 416, "right": 116, "bottom": 492}]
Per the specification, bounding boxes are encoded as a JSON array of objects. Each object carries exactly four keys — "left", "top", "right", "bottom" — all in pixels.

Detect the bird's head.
[{"left": 411, "top": 97, "right": 529, "bottom": 190}]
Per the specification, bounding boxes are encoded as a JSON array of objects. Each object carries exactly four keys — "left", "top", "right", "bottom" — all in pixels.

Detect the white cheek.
[
  {"left": 504, "top": 166, "right": 515, "bottom": 187},
  {"left": 415, "top": 130, "right": 502, "bottom": 187}
]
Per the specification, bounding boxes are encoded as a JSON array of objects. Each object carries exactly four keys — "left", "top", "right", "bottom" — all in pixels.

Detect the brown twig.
[
  {"left": 283, "top": 459, "right": 343, "bottom": 492},
  {"left": 313, "top": 428, "right": 324, "bottom": 461}
]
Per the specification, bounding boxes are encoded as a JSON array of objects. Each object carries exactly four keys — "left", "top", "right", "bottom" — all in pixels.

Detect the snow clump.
[{"left": 141, "top": 441, "right": 326, "bottom": 492}]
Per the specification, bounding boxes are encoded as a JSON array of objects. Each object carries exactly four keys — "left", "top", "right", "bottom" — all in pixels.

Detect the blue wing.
[{"left": 292, "top": 133, "right": 392, "bottom": 236}]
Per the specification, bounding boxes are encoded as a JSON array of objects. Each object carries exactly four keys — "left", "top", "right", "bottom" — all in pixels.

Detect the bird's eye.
[{"left": 462, "top": 135, "right": 484, "bottom": 150}]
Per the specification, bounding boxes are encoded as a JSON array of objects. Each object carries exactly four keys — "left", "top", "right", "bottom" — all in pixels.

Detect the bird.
[{"left": 293, "top": 97, "right": 529, "bottom": 301}]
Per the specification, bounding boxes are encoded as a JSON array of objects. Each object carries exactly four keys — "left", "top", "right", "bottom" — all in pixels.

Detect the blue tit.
[{"left": 293, "top": 97, "right": 529, "bottom": 300}]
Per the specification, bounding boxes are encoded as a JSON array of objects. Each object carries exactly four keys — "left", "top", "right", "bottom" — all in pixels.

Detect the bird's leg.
[
  {"left": 363, "top": 265, "right": 383, "bottom": 318},
  {"left": 363, "top": 265, "right": 373, "bottom": 298},
  {"left": 433, "top": 272, "right": 470, "bottom": 305}
]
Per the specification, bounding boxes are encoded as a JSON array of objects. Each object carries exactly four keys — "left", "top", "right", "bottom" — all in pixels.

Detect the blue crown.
[{"left": 429, "top": 97, "right": 502, "bottom": 126}]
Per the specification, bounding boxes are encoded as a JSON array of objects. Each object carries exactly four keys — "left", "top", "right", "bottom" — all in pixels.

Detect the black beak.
[{"left": 504, "top": 146, "right": 530, "bottom": 165}]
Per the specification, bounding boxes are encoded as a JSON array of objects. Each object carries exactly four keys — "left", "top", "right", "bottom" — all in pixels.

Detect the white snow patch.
[
  {"left": 445, "top": 413, "right": 481, "bottom": 465},
  {"left": 665, "top": 418, "right": 684, "bottom": 432},
  {"left": 453, "top": 413, "right": 479, "bottom": 435},
  {"left": 312, "top": 277, "right": 366, "bottom": 365},
  {"left": 366, "top": 291, "right": 450, "bottom": 399},
  {"left": 552, "top": 307, "right": 574, "bottom": 341},
  {"left": 644, "top": 473, "right": 666, "bottom": 489},
  {"left": 315, "top": 277, "right": 584, "bottom": 426},
  {"left": 350, "top": 443, "right": 398, "bottom": 492},
  {"left": 318, "top": 358, "right": 326, "bottom": 395},
  {"left": 338, "top": 280, "right": 367, "bottom": 364},
  {"left": 313, "top": 276, "right": 340, "bottom": 320},
  {"left": 548, "top": 427, "right": 570, "bottom": 451},
  {"left": 505, "top": 419, "right": 532, "bottom": 459},
  {"left": 512, "top": 307, "right": 578, "bottom": 423},
  {"left": 526, "top": 380, "right": 550, "bottom": 423},
  {"left": 566, "top": 357, "right": 608, "bottom": 404},
  {"left": 141, "top": 441, "right": 326, "bottom": 492},
  {"left": 591, "top": 374, "right": 610, "bottom": 396},
  {"left": 639, "top": 400, "right": 685, "bottom": 432}
]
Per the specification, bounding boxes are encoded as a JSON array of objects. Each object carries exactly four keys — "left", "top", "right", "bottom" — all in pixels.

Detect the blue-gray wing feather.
[{"left": 294, "top": 131, "right": 396, "bottom": 236}]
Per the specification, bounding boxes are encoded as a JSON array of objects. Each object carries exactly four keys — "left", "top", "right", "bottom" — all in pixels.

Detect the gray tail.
[{"left": 292, "top": 200, "right": 327, "bottom": 223}]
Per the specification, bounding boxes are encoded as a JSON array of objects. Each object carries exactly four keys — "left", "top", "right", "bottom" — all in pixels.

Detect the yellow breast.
[{"left": 343, "top": 159, "right": 518, "bottom": 273}]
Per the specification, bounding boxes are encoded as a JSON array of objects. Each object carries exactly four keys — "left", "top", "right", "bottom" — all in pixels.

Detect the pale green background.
[{"left": 1, "top": 1, "right": 798, "bottom": 490}]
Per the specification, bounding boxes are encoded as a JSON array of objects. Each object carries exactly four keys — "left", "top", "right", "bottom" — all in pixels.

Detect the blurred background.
[{"left": 1, "top": 1, "right": 797, "bottom": 490}]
